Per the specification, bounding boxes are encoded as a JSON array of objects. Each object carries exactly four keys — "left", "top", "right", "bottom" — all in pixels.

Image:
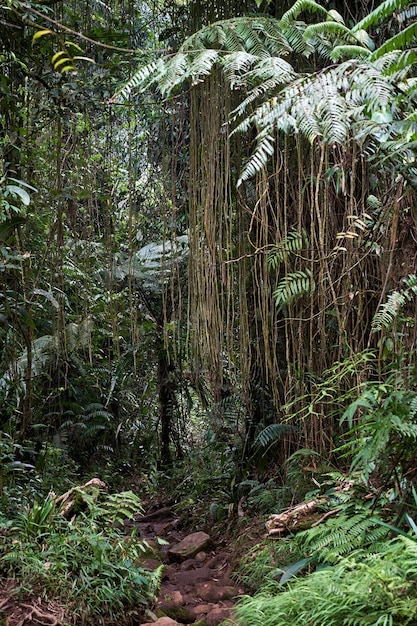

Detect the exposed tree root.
[{"left": 17, "top": 604, "right": 62, "bottom": 626}]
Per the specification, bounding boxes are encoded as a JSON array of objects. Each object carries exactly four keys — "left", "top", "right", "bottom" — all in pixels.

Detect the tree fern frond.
[
  {"left": 372, "top": 290, "right": 408, "bottom": 331},
  {"left": 238, "top": 130, "right": 276, "bottom": 185},
  {"left": 330, "top": 45, "right": 372, "bottom": 61},
  {"left": 303, "top": 20, "right": 359, "bottom": 43},
  {"left": 180, "top": 17, "right": 292, "bottom": 57},
  {"left": 397, "top": 5, "right": 417, "bottom": 23},
  {"left": 352, "top": 0, "right": 412, "bottom": 33},
  {"left": 279, "top": 0, "right": 329, "bottom": 30},
  {"left": 115, "top": 59, "right": 160, "bottom": 100},
  {"left": 157, "top": 52, "right": 188, "bottom": 93},
  {"left": 273, "top": 269, "right": 315, "bottom": 309},
  {"left": 184, "top": 49, "right": 220, "bottom": 85},
  {"left": 376, "top": 49, "right": 417, "bottom": 80},
  {"left": 283, "top": 22, "right": 315, "bottom": 55},
  {"left": 228, "top": 55, "right": 296, "bottom": 98},
  {"left": 405, "top": 274, "right": 417, "bottom": 293},
  {"left": 372, "top": 22, "right": 417, "bottom": 59},
  {"left": 220, "top": 50, "right": 259, "bottom": 86}
]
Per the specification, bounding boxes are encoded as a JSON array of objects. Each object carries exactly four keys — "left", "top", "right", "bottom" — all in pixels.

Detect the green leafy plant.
[
  {"left": 273, "top": 269, "right": 315, "bottom": 309},
  {"left": 235, "top": 535, "right": 417, "bottom": 626},
  {"left": 372, "top": 274, "right": 417, "bottom": 332},
  {"left": 339, "top": 383, "right": 417, "bottom": 484},
  {"left": 0, "top": 491, "right": 160, "bottom": 624}
]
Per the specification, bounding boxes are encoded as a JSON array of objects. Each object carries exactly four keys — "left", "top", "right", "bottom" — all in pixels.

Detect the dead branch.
[{"left": 54, "top": 478, "right": 107, "bottom": 517}]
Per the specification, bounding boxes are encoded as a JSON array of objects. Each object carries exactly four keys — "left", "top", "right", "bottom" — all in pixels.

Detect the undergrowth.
[
  {"left": 0, "top": 490, "right": 161, "bottom": 624},
  {"left": 235, "top": 536, "right": 417, "bottom": 626}
]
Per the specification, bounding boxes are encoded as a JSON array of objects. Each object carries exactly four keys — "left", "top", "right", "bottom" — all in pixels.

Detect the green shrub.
[
  {"left": 235, "top": 536, "right": 417, "bottom": 626},
  {"left": 0, "top": 491, "right": 161, "bottom": 624}
]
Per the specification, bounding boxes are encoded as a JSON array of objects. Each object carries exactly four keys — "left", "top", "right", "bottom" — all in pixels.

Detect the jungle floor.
[{"left": 0, "top": 503, "right": 259, "bottom": 626}]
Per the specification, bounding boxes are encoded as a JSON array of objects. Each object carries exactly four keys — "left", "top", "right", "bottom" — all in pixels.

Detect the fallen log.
[
  {"left": 266, "top": 499, "right": 319, "bottom": 536},
  {"left": 266, "top": 480, "right": 354, "bottom": 536},
  {"left": 54, "top": 478, "right": 107, "bottom": 518}
]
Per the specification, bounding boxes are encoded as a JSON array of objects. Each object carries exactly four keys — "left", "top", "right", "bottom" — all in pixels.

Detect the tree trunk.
[{"left": 156, "top": 325, "right": 177, "bottom": 466}]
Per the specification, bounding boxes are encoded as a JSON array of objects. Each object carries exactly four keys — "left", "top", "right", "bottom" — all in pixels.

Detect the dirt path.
[
  {"left": 136, "top": 507, "right": 244, "bottom": 626},
  {"left": 0, "top": 505, "right": 246, "bottom": 626}
]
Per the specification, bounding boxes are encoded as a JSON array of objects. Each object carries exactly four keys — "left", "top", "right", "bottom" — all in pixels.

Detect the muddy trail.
[{"left": 136, "top": 506, "right": 245, "bottom": 626}]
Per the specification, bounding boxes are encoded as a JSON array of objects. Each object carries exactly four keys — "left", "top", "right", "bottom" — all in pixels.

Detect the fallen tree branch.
[{"left": 54, "top": 478, "right": 107, "bottom": 517}]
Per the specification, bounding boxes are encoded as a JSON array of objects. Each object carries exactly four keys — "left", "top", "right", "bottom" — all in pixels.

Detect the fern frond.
[
  {"left": 372, "top": 22, "right": 417, "bottom": 59},
  {"left": 115, "top": 59, "right": 160, "bottom": 100},
  {"left": 279, "top": 0, "right": 329, "bottom": 30},
  {"left": 397, "top": 5, "right": 417, "bottom": 23},
  {"left": 352, "top": 0, "right": 412, "bottom": 33},
  {"left": 268, "top": 229, "right": 308, "bottom": 269},
  {"left": 180, "top": 17, "right": 292, "bottom": 57},
  {"left": 273, "top": 269, "right": 315, "bottom": 309},
  {"left": 405, "top": 273, "right": 417, "bottom": 292},
  {"left": 372, "top": 290, "right": 408, "bottom": 331},
  {"left": 296, "top": 512, "right": 389, "bottom": 563},
  {"left": 304, "top": 20, "right": 359, "bottom": 43},
  {"left": 238, "top": 129, "right": 276, "bottom": 185},
  {"left": 330, "top": 45, "right": 372, "bottom": 61},
  {"left": 254, "top": 423, "right": 293, "bottom": 449}
]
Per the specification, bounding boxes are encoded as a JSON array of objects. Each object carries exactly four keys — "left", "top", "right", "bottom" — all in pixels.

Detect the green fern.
[
  {"left": 352, "top": 0, "right": 413, "bottom": 33},
  {"left": 372, "top": 21, "right": 417, "bottom": 59},
  {"left": 254, "top": 423, "right": 293, "bottom": 449},
  {"left": 278, "top": 0, "right": 329, "bottom": 30},
  {"left": 340, "top": 385, "right": 417, "bottom": 482},
  {"left": 296, "top": 513, "right": 388, "bottom": 563},
  {"left": 268, "top": 229, "right": 308, "bottom": 269},
  {"left": 235, "top": 536, "right": 417, "bottom": 626},
  {"left": 372, "top": 274, "right": 417, "bottom": 331},
  {"left": 273, "top": 269, "right": 315, "bottom": 309}
]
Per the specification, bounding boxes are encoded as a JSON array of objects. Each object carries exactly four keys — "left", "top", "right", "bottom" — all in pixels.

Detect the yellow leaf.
[
  {"left": 73, "top": 56, "right": 95, "bottom": 64},
  {"left": 64, "top": 41, "right": 83, "bottom": 51},
  {"left": 51, "top": 50, "right": 67, "bottom": 64},
  {"left": 54, "top": 56, "right": 72, "bottom": 70},
  {"left": 32, "top": 29, "right": 54, "bottom": 42},
  {"left": 60, "top": 65, "right": 76, "bottom": 73}
]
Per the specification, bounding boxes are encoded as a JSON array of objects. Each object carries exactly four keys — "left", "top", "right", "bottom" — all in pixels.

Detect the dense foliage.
[{"left": 2, "top": 0, "right": 417, "bottom": 623}]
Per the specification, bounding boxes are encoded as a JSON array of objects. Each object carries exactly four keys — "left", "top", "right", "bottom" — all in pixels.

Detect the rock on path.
[{"left": 136, "top": 508, "right": 243, "bottom": 625}]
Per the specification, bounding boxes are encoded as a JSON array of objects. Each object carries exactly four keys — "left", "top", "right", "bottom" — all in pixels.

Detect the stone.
[
  {"left": 180, "top": 559, "right": 197, "bottom": 571},
  {"left": 195, "top": 582, "right": 238, "bottom": 603},
  {"left": 157, "top": 589, "right": 184, "bottom": 610},
  {"left": 193, "top": 603, "right": 214, "bottom": 616},
  {"left": 141, "top": 617, "right": 180, "bottom": 626},
  {"left": 195, "top": 551, "right": 207, "bottom": 562},
  {"left": 168, "top": 532, "right": 213, "bottom": 562},
  {"left": 162, "top": 606, "right": 196, "bottom": 624},
  {"left": 205, "top": 607, "right": 233, "bottom": 626}
]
